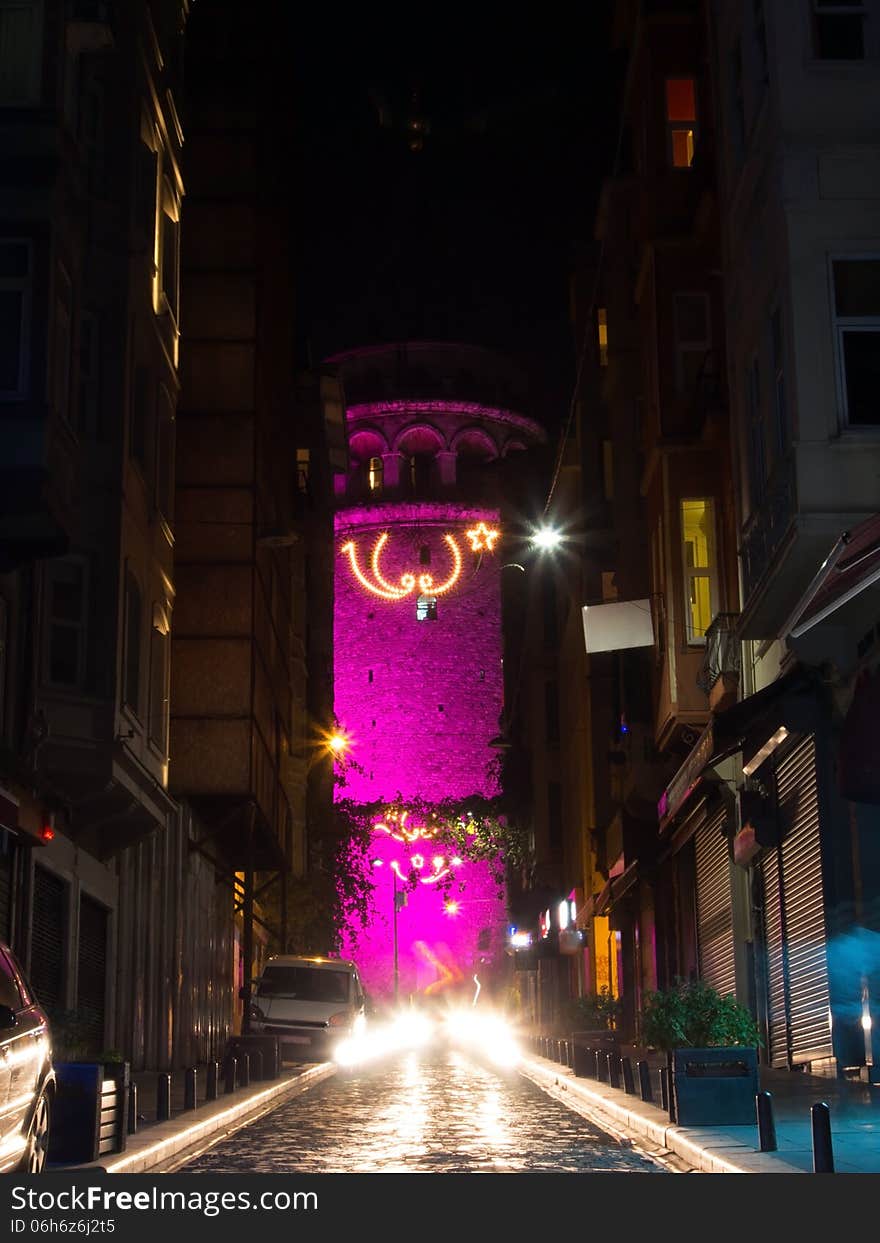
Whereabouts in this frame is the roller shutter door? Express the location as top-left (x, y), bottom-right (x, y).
top-left (77, 894), bottom-right (108, 1052)
top-left (777, 736), bottom-right (831, 1064)
top-left (760, 846), bottom-right (788, 1068)
top-left (695, 807), bottom-right (736, 999)
top-left (30, 865), bottom-right (66, 1011)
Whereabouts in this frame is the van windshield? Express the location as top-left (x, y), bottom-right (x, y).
top-left (257, 966), bottom-right (351, 1003)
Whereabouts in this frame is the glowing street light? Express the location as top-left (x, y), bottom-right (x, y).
top-left (530, 525), bottom-right (563, 552)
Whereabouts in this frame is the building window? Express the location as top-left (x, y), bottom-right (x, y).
top-left (770, 306), bottom-right (789, 456)
top-left (296, 448), bottom-right (310, 492)
top-left (832, 258), bottom-right (880, 426)
top-left (52, 266), bottom-right (72, 425)
top-left (665, 77), bottom-right (697, 169)
top-left (0, 240), bottom-right (30, 398)
top-left (149, 603), bottom-right (170, 752)
top-left (746, 356), bottom-right (766, 507)
top-left (681, 499), bottom-right (717, 644)
top-left (155, 383), bottom-right (175, 524)
top-left (812, 0), bottom-right (866, 59)
top-left (416, 594), bottom-right (437, 621)
top-left (545, 680), bottom-right (560, 746)
top-left (547, 781), bottom-right (563, 851)
top-left (45, 559), bottom-right (87, 689)
top-left (673, 292), bottom-right (712, 398)
top-left (78, 311), bottom-right (100, 437)
top-left (160, 187), bottom-right (179, 322)
top-left (419, 544), bottom-right (431, 565)
top-left (123, 570), bottom-right (142, 716)
top-left (409, 453), bottom-right (432, 493)
top-left (602, 439), bottom-right (614, 500)
top-left (597, 307), bottom-right (609, 366)
top-left (129, 364), bottom-right (151, 472)
top-left (367, 456), bottom-right (383, 494)
top-left (0, 0), bottom-right (44, 105)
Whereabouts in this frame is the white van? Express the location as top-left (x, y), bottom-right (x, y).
top-left (248, 955), bottom-right (366, 1061)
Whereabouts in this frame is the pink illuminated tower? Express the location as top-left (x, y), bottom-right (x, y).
top-left (331, 344), bottom-right (545, 1003)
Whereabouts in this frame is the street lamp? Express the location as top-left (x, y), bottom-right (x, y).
top-left (372, 858), bottom-right (405, 1004)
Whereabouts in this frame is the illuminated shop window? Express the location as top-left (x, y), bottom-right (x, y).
top-left (681, 498), bottom-right (716, 644)
top-left (597, 307), bottom-right (608, 366)
top-left (368, 456), bottom-right (383, 493)
top-left (666, 77), bottom-right (697, 169)
top-left (416, 594), bottom-right (438, 621)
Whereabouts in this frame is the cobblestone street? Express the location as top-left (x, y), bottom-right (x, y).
top-left (180, 1050), bottom-right (668, 1174)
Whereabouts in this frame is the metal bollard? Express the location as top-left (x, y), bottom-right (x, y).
top-left (239, 1052), bottom-right (250, 1088)
top-left (206, 1061), bottom-right (219, 1102)
top-left (184, 1067), bottom-right (198, 1111)
top-left (637, 1060), bottom-right (653, 1103)
top-left (621, 1057), bottom-right (635, 1095)
top-left (127, 1084), bottom-right (138, 1134)
top-left (756, 1091), bottom-right (777, 1152)
top-left (811, 1101), bottom-right (834, 1173)
top-left (251, 1049), bottom-right (264, 1081)
top-left (156, 1073), bottom-right (171, 1122)
top-left (595, 1049), bottom-right (608, 1082)
top-left (607, 1052), bottom-right (621, 1089)
top-left (659, 1065), bottom-right (669, 1112)
top-left (225, 1055), bottom-right (238, 1094)
top-left (561, 1040), bottom-right (571, 1068)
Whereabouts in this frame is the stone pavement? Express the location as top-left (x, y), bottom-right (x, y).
top-left (54, 1049), bottom-right (879, 1175)
top-left (519, 1049), bottom-right (880, 1174)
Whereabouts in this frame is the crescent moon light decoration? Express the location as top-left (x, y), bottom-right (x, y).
top-left (340, 530), bottom-right (480, 601)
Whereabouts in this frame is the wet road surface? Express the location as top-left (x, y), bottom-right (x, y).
top-left (181, 1049), bottom-right (668, 1174)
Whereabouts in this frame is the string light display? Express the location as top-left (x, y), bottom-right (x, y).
top-left (339, 527), bottom-right (491, 601)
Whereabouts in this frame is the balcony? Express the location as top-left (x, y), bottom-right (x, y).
top-left (739, 461), bottom-right (797, 608)
top-left (697, 613), bottom-right (741, 713)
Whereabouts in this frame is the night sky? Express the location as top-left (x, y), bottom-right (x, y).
top-left (290, 8), bottom-right (622, 431)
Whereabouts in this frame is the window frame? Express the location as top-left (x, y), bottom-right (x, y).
top-left (811, 0), bottom-right (868, 61)
top-left (122, 567), bottom-right (143, 720)
top-left (43, 556), bottom-right (89, 691)
top-left (830, 254), bottom-right (880, 430)
top-left (148, 601), bottom-right (170, 754)
top-left (665, 76), bottom-right (699, 170)
top-left (416, 594), bottom-right (438, 622)
top-left (0, 238), bottom-right (32, 401)
top-left (0, 0), bottom-right (45, 106)
top-left (680, 497), bottom-right (719, 647)
top-left (673, 290), bottom-right (712, 398)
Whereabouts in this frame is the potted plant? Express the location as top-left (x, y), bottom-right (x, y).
top-left (46, 1009), bottom-right (130, 1163)
top-left (564, 988), bottom-right (623, 1077)
top-left (640, 979), bottom-right (762, 1125)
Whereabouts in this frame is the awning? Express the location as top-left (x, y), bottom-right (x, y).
top-left (790, 513), bottom-right (880, 638)
top-left (0, 785), bottom-right (19, 833)
top-left (658, 665), bottom-right (815, 831)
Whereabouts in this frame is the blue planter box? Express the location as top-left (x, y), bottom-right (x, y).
top-left (672, 1046), bottom-right (758, 1126)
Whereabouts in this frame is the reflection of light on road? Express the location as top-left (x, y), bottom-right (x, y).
top-left (477, 1087), bottom-right (509, 1147)
top-left (443, 1006), bottom-right (521, 1069)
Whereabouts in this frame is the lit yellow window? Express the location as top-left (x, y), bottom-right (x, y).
top-left (368, 456), bottom-right (383, 493)
top-left (597, 307), bottom-right (609, 366)
top-left (666, 77), bottom-right (697, 169)
top-left (681, 497), bottom-right (715, 643)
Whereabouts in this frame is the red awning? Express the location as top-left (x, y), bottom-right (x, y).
top-left (792, 513), bottom-right (880, 636)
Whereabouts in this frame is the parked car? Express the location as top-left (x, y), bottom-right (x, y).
top-left (0, 941), bottom-right (54, 1173)
top-left (246, 956), bottom-right (366, 1062)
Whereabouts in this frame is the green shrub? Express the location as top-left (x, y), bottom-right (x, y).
top-left (640, 979), bottom-right (762, 1052)
top-left (562, 987), bottom-right (622, 1032)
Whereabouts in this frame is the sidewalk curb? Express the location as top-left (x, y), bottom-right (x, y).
top-left (519, 1056), bottom-right (805, 1175)
top-left (70, 1063), bottom-right (338, 1174)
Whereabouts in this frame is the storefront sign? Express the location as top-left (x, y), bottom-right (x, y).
top-left (658, 720), bottom-right (715, 826)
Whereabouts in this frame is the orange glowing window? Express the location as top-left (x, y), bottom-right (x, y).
top-left (666, 77), bottom-right (697, 169)
top-left (597, 307), bottom-right (608, 366)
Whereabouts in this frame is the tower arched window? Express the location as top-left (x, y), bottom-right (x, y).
top-left (367, 456), bottom-right (383, 494)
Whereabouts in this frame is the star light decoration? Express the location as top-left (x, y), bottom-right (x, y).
top-left (465, 522), bottom-right (500, 553)
top-left (374, 810), bottom-right (467, 887)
